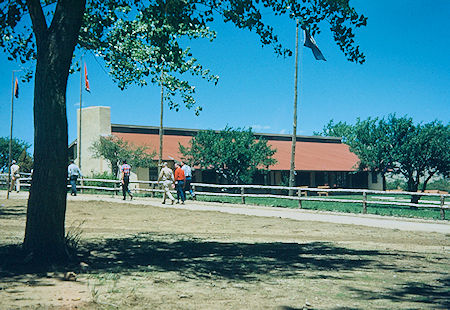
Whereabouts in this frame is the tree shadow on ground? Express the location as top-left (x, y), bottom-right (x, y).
top-left (345, 276), bottom-right (450, 309)
top-left (1, 232), bottom-right (389, 279)
top-left (0, 205), bottom-right (26, 219)
top-left (1, 232), bottom-right (447, 308)
top-left (75, 233), bottom-right (398, 281)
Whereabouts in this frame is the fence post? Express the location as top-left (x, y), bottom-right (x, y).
top-left (298, 189), bottom-right (302, 208)
top-left (440, 195), bottom-right (445, 220)
top-left (151, 183), bottom-right (155, 198)
top-left (362, 191), bottom-right (367, 214)
top-left (241, 186), bottom-right (245, 204)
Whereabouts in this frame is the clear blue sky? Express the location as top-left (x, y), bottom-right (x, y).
top-left (1, 0), bottom-right (449, 152)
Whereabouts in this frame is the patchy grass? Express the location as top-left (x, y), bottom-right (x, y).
top-left (0, 198), bottom-right (448, 309)
top-left (195, 194), bottom-right (446, 220)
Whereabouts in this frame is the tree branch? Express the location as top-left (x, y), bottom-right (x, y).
top-left (25, 0), bottom-right (48, 46)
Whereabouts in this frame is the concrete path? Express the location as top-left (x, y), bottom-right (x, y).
top-left (4, 191), bottom-right (450, 234)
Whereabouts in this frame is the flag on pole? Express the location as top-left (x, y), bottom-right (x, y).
top-left (14, 78), bottom-right (19, 98)
top-left (84, 63), bottom-right (91, 92)
top-left (303, 29), bottom-right (326, 61)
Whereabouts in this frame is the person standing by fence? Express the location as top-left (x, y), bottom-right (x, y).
top-left (158, 162), bottom-right (175, 204)
top-left (9, 160), bottom-right (20, 193)
top-left (174, 162), bottom-right (186, 204)
top-left (120, 159), bottom-right (133, 200)
top-left (181, 162), bottom-right (195, 200)
top-left (68, 160), bottom-right (82, 196)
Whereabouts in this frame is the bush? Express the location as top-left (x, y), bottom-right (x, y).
top-left (386, 179), bottom-right (406, 190)
top-left (425, 178), bottom-right (450, 192)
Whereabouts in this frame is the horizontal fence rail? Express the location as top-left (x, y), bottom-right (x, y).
top-left (1, 174), bottom-right (448, 219)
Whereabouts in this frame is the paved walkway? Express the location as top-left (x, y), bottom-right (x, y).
top-left (4, 191), bottom-right (450, 234)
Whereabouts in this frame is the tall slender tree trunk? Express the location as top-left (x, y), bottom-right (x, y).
top-left (23, 0), bottom-right (86, 263)
top-left (289, 19), bottom-right (300, 196)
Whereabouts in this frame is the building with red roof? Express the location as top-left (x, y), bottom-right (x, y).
top-left (69, 106), bottom-right (383, 190)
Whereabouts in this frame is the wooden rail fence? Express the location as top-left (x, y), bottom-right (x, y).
top-left (1, 174), bottom-right (449, 220)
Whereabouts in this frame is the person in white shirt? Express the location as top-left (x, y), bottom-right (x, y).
top-left (68, 160), bottom-right (82, 196)
top-left (9, 160), bottom-right (20, 193)
top-left (157, 162), bottom-right (175, 204)
top-left (181, 162), bottom-right (196, 200)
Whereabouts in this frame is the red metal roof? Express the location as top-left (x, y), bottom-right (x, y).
top-left (112, 125), bottom-right (359, 172)
top-left (269, 140), bottom-right (359, 171)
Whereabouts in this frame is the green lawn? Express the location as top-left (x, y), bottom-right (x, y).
top-left (2, 182), bottom-right (446, 220)
top-left (195, 194), bottom-right (446, 221)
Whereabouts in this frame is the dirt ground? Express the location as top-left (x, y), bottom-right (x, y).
top-left (0, 196), bottom-right (449, 309)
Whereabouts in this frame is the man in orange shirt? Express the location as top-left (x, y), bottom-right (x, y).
top-left (174, 162), bottom-right (186, 204)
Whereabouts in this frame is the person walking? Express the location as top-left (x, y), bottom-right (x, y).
top-left (9, 160), bottom-right (20, 193)
top-left (157, 162), bottom-right (175, 204)
top-left (174, 162), bottom-right (186, 204)
top-left (120, 159), bottom-right (133, 200)
top-left (68, 160), bottom-right (82, 196)
top-left (181, 162), bottom-right (196, 200)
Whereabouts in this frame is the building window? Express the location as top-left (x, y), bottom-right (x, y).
top-left (149, 166), bottom-right (158, 181)
top-left (371, 172), bottom-right (378, 184)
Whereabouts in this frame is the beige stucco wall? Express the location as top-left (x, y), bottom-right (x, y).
top-left (368, 172), bottom-right (384, 191)
top-left (77, 106), bottom-right (111, 176)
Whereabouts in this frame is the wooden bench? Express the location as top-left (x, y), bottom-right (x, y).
top-left (317, 185), bottom-right (330, 196)
top-left (298, 187), bottom-right (308, 197)
top-left (424, 189), bottom-right (448, 194)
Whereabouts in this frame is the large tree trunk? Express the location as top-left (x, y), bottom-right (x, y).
top-left (23, 0), bottom-right (86, 263)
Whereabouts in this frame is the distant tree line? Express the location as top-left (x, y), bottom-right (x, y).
top-left (316, 115), bottom-right (449, 202)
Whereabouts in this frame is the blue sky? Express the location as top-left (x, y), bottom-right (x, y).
top-left (0, 0), bottom-right (449, 151)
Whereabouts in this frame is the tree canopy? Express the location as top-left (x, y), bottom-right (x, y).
top-left (0, 0), bottom-right (367, 263)
top-left (180, 127), bottom-right (276, 184)
top-left (90, 135), bottom-right (156, 177)
top-left (1, 0), bottom-right (367, 110)
top-left (318, 116), bottom-right (450, 199)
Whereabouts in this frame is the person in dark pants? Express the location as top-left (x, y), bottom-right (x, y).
top-left (68, 160), bottom-right (82, 196)
top-left (181, 162), bottom-right (196, 200)
top-left (120, 160), bottom-right (133, 200)
top-left (174, 162), bottom-right (186, 204)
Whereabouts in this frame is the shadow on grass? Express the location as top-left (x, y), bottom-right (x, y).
top-left (0, 205), bottom-right (27, 219)
top-left (1, 233), bottom-right (447, 308)
top-left (79, 233), bottom-right (386, 280)
top-left (1, 233), bottom-right (386, 278)
top-left (345, 276), bottom-right (450, 309)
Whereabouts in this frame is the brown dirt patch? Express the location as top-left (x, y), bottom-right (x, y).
top-left (0, 198), bottom-right (449, 309)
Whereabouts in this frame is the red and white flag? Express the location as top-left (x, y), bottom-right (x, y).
top-left (84, 63), bottom-right (91, 92)
top-left (14, 78), bottom-right (19, 98)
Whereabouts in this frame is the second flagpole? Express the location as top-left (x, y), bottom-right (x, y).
top-left (289, 19), bottom-right (300, 196)
top-left (78, 59), bottom-right (83, 172)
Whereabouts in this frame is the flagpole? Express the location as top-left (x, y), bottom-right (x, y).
top-left (159, 70), bottom-right (164, 173)
top-left (289, 19), bottom-right (300, 196)
top-left (78, 59), bottom-right (83, 171)
top-left (6, 70), bottom-right (20, 199)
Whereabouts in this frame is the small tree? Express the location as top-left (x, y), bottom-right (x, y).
top-left (90, 136), bottom-right (156, 177)
top-left (314, 119), bottom-right (354, 143)
top-left (180, 127), bottom-right (276, 184)
top-left (0, 137), bottom-right (33, 172)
